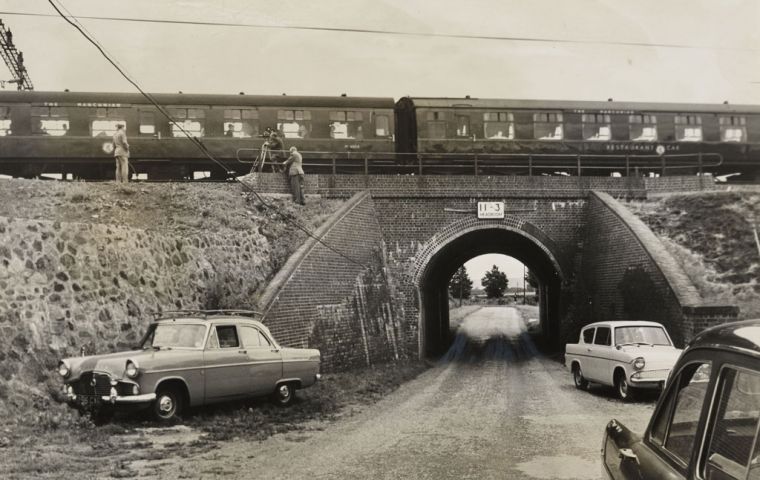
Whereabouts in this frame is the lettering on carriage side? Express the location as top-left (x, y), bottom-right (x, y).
top-left (76, 102), bottom-right (123, 108)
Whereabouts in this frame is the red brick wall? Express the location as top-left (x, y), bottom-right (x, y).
top-left (578, 191), bottom-right (737, 346)
top-left (258, 192), bottom-right (415, 370)
top-left (254, 173), bottom-right (734, 363)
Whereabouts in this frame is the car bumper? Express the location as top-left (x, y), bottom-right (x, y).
top-left (66, 391), bottom-right (157, 406)
top-left (629, 369), bottom-right (669, 388)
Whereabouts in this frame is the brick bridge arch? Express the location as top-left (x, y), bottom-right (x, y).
top-left (412, 216), bottom-right (569, 356)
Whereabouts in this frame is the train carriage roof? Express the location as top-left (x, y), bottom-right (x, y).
top-left (399, 97), bottom-right (760, 114)
top-left (0, 91), bottom-right (396, 109)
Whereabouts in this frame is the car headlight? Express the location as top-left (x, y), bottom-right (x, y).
top-left (633, 357), bottom-right (646, 370)
top-left (58, 361), bottom-right (71, 378)
top-left (125, 361), bottom-right (139, 379)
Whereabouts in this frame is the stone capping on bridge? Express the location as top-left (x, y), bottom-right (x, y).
top-left (591, 191), bottom-right (703, 307)
top-left (411, 215), bottom-right (570, 284)
top-left (257, 190), bottom-right (371, 315)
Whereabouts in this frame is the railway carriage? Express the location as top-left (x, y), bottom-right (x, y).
top-left (394, 97), bottom-right (760, 178)
top-left (1, 90), bottom-right (759, 180)
top-left (0, 91), bottom-right (395, 179)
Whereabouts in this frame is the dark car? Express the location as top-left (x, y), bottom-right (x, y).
top-left (602, 318), bottom-right (760, 479)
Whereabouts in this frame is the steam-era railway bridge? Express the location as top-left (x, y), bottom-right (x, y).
top-left (252, 173), bottom-right (737, 369)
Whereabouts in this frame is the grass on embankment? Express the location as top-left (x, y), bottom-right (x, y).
top-left (626, 191), bottom-right (760, 317)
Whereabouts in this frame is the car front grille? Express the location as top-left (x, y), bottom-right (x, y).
top-left (72, 372), bottom-right (112, 397)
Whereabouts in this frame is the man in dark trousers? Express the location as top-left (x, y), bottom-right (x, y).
top-left (282, 146), bottom-right (305, 205)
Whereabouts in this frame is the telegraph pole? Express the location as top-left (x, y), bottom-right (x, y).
top-left (0, 19), bottom-right (34, 90)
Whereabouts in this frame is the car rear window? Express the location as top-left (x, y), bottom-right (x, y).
top-left (582, 328), bottom-right (595, 344)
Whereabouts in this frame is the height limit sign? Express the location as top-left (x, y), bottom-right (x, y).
top-left (477, 202), bottom-right (505, 219)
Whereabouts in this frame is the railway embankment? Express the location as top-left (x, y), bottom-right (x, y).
top-left (0, 179), bottom-right (344, 416)
top-left (625, 190), bottom-right (760, 318)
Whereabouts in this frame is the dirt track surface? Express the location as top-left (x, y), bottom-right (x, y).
top-left (131, 307), bottom-right (655, 480)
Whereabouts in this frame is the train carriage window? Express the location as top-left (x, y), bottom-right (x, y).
top-left (582, 113), bottom-right (612, 141)
top-left (168, 107), bottom-right (205, 137)
top-left (425, 111), bottom-right (447, 139)
top-left (32, 106), bottom-right (70, 136)
top-left (91, 107), bottom-right (129, 137)
top-left (374, 114), bottom-right (390, 137)
top-left (456, 115), bottom-right (471, 137)
top-left (223, 108), bottom-right (259, 138)
top-left (483, 112), bottom-right (514, 139)
top-left (533, 112), bottom-right (563, 140)
top-left (329, 111), bottom-right (363, 139)
top-left (277, 109), bottom-right (311, 139)
top-left (629, 114), bottom-right (658, 141)
top-left (719, 116), bottom-right (746, 143)
top-left (139, 111), bottom-right (155, 135)
top-left (675, 115), bottom-right (702, 142)
top-left (0, 106), bottom-right (10, 136)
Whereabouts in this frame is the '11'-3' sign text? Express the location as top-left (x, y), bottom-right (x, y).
top-left (477, 202), bottom-right (505, 219)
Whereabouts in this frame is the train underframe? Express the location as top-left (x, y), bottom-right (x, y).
top-left (0, 153), bottom-right (757, 182)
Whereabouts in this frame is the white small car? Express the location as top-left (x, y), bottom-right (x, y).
top-left (565, 320), bottom-right (682, 400)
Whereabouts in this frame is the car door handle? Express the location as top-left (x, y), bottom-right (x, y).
top-left (587, 348), bottom-right (592, 352)
top-left (619, 448), bottom-right (638, 463)
top-left (238, 349), bottom-right (247, 354)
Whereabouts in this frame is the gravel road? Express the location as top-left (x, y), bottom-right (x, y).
top-left (134, 306), bottom-right (656, 479)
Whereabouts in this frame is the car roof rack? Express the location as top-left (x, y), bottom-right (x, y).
top-left (152, 309), bottom-right (264, 321)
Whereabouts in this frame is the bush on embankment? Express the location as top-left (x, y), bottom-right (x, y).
top-left (626, 191), bottom-right (760, 317)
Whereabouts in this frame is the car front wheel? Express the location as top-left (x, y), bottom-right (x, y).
top-left (573, 365), bottom-right (588, 390)
top-left (153, 387), bottom-right (182, 421)
top-left (616, 373), bottom-right (635, 401)
top-left (272, 382), bottom-right (295, 406)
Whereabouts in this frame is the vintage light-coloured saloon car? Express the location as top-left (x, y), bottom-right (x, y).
top-left (602, 319), bottom-right (760, 479)
top-left (57, 310), bottom-right (321, 421)
top-left (565, 320), bottom-right (682, 400)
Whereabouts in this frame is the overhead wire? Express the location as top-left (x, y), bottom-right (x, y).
top-left (46, 0), bottom-right (369, 268)
top-left (2, 9), bottom-right (757, 53)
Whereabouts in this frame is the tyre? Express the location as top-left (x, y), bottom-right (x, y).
top-left (573, 365), bottom-right (589, 390)
top-left (153, 386), bottom-right (182, 421)
top-left (616, 373), bottom-right (635, 401)
top-left (271, 382), bottom-right (295, 406)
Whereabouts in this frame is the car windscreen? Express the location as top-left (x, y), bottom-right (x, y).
top-left (614, 326), bottom-right (671, 346)
top-left (142, 324), bottom-right (207, 349)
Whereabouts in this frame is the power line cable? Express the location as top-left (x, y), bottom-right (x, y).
top-left (4, 9), bottom-right (757, 53)
top-left (46, 0), bottom-right (369, 268)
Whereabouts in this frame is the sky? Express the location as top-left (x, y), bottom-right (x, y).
top-left (0, 0), bottom-right (758, 104)
top-left (464, 254), bottom-right (527, 290)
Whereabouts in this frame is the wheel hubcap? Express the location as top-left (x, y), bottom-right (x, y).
top-left (278, 385), bottom-right (290, 400)
top-left (159, 395), bottom-right (174, 414)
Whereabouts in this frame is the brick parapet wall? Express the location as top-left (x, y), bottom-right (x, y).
top-left (251, 173), bottom-right (716, 199)
top-left (644, 176), bottom-right (719, 195)
top-left (257, 192), bottom-right (414, 369)
top-left (579, 192), bottom-right (738, 346)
